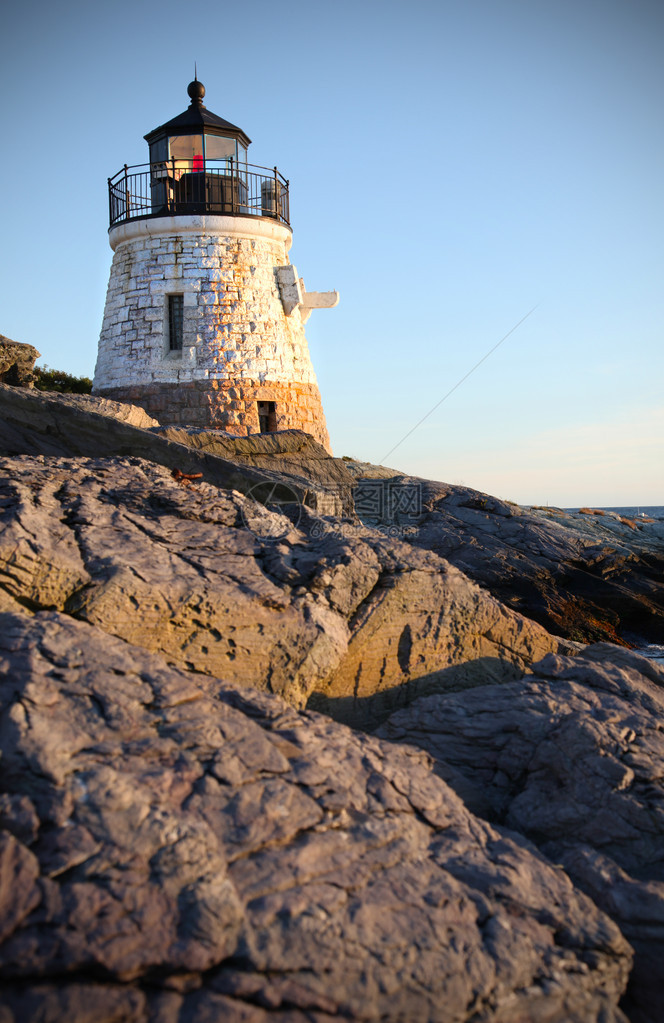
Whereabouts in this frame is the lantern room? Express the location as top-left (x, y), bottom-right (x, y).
top-left (107, 79), bottom-right (289, 225)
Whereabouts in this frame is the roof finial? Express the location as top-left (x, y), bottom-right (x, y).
top-left (187, 71), bottom-right (205, 106)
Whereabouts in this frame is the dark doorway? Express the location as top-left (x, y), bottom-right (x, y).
top-left (257, 401), bottom-right (277, 433)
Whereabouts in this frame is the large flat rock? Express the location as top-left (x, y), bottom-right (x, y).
top-left (397, 480), bottom-right (664, 646)
top-left (0, 455), bottom-right (565, 728)
top-left (151, 425), bottom-right (357, 493)
top-left (378, 645), bottom-right (664, 1022)
top-left (0, 610), bottom-right (631, 1022)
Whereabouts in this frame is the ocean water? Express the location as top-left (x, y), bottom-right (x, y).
top-left (638, 645), bottom-right (664, 665)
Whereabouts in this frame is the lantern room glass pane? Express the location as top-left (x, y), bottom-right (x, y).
top-left (204, 135), bottom-right (236, 161)
top-left (169, 135), bottom-right (203, 160)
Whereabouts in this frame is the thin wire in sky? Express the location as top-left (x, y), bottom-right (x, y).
top-left (380, 303), bottom-right (540, 464)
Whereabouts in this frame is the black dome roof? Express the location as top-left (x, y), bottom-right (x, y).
top-left (144, 80), bottom-right (251, 148)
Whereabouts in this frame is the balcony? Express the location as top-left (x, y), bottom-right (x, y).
top-left (108, 159), bottom-right (289, 229)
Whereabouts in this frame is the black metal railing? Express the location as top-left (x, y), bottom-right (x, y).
top-left (108, 159), bottom-right (290, 228)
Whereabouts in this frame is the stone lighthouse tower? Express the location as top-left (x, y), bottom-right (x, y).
top-left (93, 79), bottom-right (337, 451)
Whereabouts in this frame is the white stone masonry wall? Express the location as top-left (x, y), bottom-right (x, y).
top-left (93, 216), bottom-right (320, 392)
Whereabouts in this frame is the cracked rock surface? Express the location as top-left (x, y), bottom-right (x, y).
top-left (0, 456), bottom-right (563, 727)
top-left (378, 646), bottom-right (664, 1022)
top-left (0, 610), bottom-right (631, 1022)
top-left (1, 395), bottom-right (663, 1020)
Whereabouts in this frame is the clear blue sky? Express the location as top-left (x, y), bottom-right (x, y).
top-left (1, 0), bottom-right (662, 505)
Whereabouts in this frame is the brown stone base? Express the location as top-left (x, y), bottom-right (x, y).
top-left (94, 378), bottom-right (332, 453)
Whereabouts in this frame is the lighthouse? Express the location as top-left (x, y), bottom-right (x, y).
top-left (93, 79), bottom-right (337, 451)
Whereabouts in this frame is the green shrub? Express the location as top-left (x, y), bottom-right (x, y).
top-left (34, 365), bottom-right (93, 394)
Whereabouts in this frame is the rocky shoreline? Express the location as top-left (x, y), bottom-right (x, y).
top-left (0, 374), bottom-right (663, 1021)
